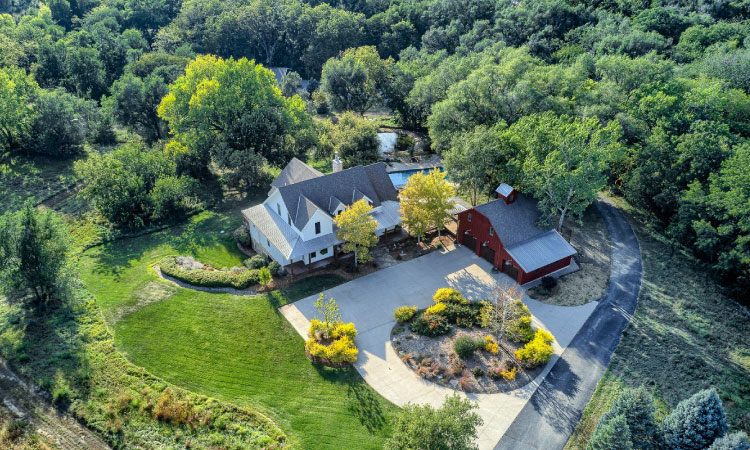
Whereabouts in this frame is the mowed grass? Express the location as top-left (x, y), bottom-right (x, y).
top-left (79, 210), bottom-right (397, 449)
top-left (565, 200), bottom-right (750, 449)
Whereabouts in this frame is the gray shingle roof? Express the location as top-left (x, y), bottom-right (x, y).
top-left (278, 162), bottom-right (398, 230)
top-left (271, 158), bottom-right (323, 189)
top-left (505, 230), bottom-right (576, 272)
top-left (474, 194), bottom-right (545, 247)
top-left (328, 196), bottom-right (345, 214)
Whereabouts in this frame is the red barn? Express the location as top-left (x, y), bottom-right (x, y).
top-left (457, 183), bottom-right (576, 285)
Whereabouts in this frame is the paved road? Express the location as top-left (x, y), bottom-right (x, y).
top-left (495, 200), bottom-right (643, 450)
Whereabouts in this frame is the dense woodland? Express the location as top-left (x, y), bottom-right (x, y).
top-left (1, 0), bottom-right (749, 290)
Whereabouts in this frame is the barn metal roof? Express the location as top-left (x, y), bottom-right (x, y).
top-left (505, 230), bottom-right (577, 273)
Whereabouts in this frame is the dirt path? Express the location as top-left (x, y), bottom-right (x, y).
top-left (0, 360), bottom-right (110, 450)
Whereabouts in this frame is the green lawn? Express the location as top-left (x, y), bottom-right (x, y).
top-left (565, 199), bottom-right (750, 448)
top-left (79, 210), bottom-right (397, 449)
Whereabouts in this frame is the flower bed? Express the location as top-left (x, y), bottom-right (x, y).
top-left (159, 255), bottom-right (267, 289)
top-left (390, 287), bottom-right (555, 394)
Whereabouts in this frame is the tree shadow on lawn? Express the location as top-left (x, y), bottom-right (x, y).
top-left (312, 364), bottom-right (389, 434)
top-left (3, 296), bottom-right (93, 414)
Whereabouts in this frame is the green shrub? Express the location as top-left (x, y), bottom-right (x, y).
top-left (258, 267), bottom-right (272, 285)
top-left (454, 336), bottom-right (477, 358)
top-left (471, 366), bottom-right (484, 377)
top-left (410, 311), bottom-right (451, 336)
top-left (268, 261), bottom-right (282, 276)
top-left (662, 389), bottom-right (728, 450)
top-left (244, 254), bottom-right (267, 270)
top-left (394, 306), bottom-right (417, 322)
top-left (505, 301), bottom-right (534, 343)
top-left (233, 226), bottom-right (252, 247)
top-left (160, 256), bottom-right (260, 289)
top-left (442, 302), bottom-right (483, 328)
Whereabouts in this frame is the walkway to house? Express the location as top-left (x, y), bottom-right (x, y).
top-left (280, 246), bottom-right (600, 449)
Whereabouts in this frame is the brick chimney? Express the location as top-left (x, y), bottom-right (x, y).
top-left (332, 151), bottom-right (343, 173)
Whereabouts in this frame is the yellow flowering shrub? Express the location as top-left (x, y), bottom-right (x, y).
top-left (305, 320), bottom-right (359, 365)
top-left (432, 288), bottom-right (466, 304)
top-left (331, 322), bottom-right (357, 340)
top-left (500, 366), bottom-right (517, 380)
top-left (394, 305), bottom-right (417, 322)
top-left (514, 329), bottom-right (555, 368)
top-left (483, 335), bottom-right (499, 354)
top-left (425, 303), bottom-right (447, 315)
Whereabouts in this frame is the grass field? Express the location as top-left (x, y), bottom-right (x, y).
top-left (78, 210), bottom-right (397, 449)
top-left (565, 199), bottom-right (750, 448)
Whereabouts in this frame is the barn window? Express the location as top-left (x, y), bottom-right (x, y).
top-left (489, 227), bottom-right (494, 236)
top-left (467, 212), bottom-right (472, 222)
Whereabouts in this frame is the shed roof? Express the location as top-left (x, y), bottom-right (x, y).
top-left (496, 183), bottom-right (515, 197)
top-left (474, 195), bottom-right (544, 247)
top-left (505, 230), bottom-right (576, 273)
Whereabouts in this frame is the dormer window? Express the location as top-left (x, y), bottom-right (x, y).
top-left (315, 222), bottom-right (321, 234)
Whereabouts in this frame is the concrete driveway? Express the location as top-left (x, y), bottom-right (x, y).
top-left (280, 245), bottom-right (598, 449)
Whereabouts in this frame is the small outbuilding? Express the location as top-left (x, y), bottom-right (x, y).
top-left (456, 184), bottom-right (576, 285)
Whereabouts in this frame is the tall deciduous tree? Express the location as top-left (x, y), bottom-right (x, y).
top-left (334, 199), bottom-right (378, 267)
top-left (158, 55), bottom-right (311, 189)
top-left (0, 67), bottom-right (36, 152)
top-left (384, 393), bottom-right (483, 450)
top-left (511, 112), bottom-right (623, 230)
top-left (0, 204), bottom-right (69, 308)
top-left (105, 73), bottom-right (168, 142)
top-left (320, 111), bottom-right (379, 168)
top-left (444, 124), bottom-right (514, 206)
top-left (321, 46), bottom-right (393, 115)
top-left (398, 169), bottom-right (455, 242)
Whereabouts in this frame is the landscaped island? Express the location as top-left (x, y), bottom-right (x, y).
top-left (391, 287), bottom-right (555, 394)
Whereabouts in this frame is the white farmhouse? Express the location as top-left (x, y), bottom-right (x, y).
top-left (241, 154), bottom-right (401, 272)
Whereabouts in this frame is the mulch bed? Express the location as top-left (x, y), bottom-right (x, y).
top-left (390, 322), bottom-right (545, 394)
top-left (304, 349), bottom-right (352, 369)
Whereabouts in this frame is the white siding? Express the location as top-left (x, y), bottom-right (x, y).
top-left (300, 210), bottom-right (333, 240)
top-left (247, 222), bottom-right (290, 266)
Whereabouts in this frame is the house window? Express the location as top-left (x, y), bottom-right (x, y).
top-left (315, 222), bottom-right (321, 234)
top-left (288, 215), bottom-right (291, 225)
top-left (266, 238), bottom-right (270, 247)
top-left (320, 248), bottom-right (328, 255)
top-left (489, 227), bottom-right (494, 236)
top-left (277, 203), bottom-right (281, 215)
top-left (467, 212), bottom-right (472, 222)
top-left (310, 251), bottom-right (316, 259)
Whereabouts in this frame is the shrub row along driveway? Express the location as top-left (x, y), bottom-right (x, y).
top-left (281, 245), bottom-right (599, 449)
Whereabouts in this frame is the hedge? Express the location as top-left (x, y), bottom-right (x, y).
top-left (159, 256), bottom-right (261, 289)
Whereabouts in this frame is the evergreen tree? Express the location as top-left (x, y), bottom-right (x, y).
top-left (708, 432), bottom-right (750, 450)
top-left (588, 414), bottom-right (634, 450)
top-left (662, 389), bottom-right (728, 450)
top-left (599, 387), bottom-right (661, 450)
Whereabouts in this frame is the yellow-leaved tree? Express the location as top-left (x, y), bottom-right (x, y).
top-left (334, 199), bottom-right (378, 267)
top-left (398, 169), bottom-right (455, 242)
